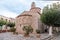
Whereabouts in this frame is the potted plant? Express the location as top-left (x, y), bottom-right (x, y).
top-left (36, 29), bottom-right (40, 38)
top-left (10, 27), bottom-right (16, 34)
top-left (23, 25), bottom-right (33, 37)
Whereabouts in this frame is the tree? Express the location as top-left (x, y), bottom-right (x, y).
top-left (41, 2), bottom-right (60, 36)
top-left (0, 20), bottom-right (6, 26)
top-left (23, 25), bottom-right (33, 36)
top-left (0, 20), bottom-right (6, 30)
top-left (6, 22), bottom-right (15, 28)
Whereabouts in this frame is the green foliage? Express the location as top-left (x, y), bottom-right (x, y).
top-left (0, 20), bottom-right (6, 26)
top-left (41, 2), bottom-right (60, 27)
top-left (23, 25), bottom-right (33, 35)
top-left (41, 9), bottom-right (57, 26)
top-left (6, 22), bottom-right (15, 27)
top-left (36, 29), bottom-right (40, 34)
top-left (10, 27), bottom-right (16, 32)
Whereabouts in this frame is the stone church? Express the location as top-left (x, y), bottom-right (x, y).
top-left (15, 2), bottom-right (44, 34)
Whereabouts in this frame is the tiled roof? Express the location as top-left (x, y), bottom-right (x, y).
top-left (17, 11), bottom-right (32, 18)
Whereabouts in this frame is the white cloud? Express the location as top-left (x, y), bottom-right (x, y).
top-left (0, 0), bottom-right (60, 18)
top-left (19, 0), bottom-right (60, 10)
top-left (19, 0), bottom-right (36, 10)
top-left (19, 0), bottom-right (29, 6)
top-left (0, 9), bottom-right (18, 18)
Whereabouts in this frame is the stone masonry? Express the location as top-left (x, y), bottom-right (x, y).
top-left (15, 2), bottom-right (43, 34)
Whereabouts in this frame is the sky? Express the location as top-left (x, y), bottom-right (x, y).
top-left (0, 0), bottom-right (60, 18)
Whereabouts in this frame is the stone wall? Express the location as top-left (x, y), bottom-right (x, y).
top-left (15, 2), bottom-right (42, 34)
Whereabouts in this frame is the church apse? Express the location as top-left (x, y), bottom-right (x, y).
top-left (15, 2), bottom-right (42, 34)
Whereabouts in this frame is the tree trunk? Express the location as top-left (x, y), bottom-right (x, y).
top-left (49, 26), bottom-right (53, 36)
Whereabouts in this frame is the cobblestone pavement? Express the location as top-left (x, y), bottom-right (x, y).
top-left (0, 32), bottom-right (60, 40)
top-left (40, 33), bottom-right (49, 39)
top-left (0, 32), bottom-right (40, 40)
top-left (40, 33), bottom-right (60, 40)
top-left (54, 35), bottom-right (60, 40)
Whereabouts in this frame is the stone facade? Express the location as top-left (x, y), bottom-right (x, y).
top-left (0, 15), bottom-right (15, 23)
top-left (15, 2), bottom-right (43, 34)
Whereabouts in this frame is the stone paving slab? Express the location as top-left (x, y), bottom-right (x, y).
top-left (0, 32), bottom-right (40, 40)
top-left (40, 33), bottom-right (49, 39)
top-left (1, 32), bottom-right (60, 40)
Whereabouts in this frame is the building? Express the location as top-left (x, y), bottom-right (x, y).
top-left (0, 15), bottom-right (15, 23)
top-left (15, 2), bottom-right (45, 34)
top-left (0, 15), bottom-right (15, 30)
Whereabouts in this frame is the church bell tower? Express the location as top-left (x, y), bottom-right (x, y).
top-left (31, 2), bottom-right (36, 9)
